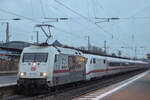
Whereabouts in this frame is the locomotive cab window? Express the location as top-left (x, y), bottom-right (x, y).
top-left (104, 59), bottom-right (106, 64)
top-left (22, 53), bottom-right (48, 63)
top-left (35, 53), bottom-right (48, 62)
top-left (22, 53), bottom-right (34, 62)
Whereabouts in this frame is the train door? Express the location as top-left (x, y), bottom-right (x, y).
top-left (103, 59), bottom-right (109, 75)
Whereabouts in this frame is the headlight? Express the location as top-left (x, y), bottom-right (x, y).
top-left (20, 72), bottom-right (26, 77)
top-left (33, 62), bottom-right (37, 66)
top-left (40, 72), bottom-right (47, 77)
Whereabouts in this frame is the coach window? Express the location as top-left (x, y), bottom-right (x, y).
top-left (93, 58), bottom-right (96, 64)
top-left (54, 55), bottom-right (57, 63)
top-left (104, 59), bottom-right (106, 64)
top-left (122, 62), bottom-right (129, 66)
top-left (79, 53), bottom-right (81, 55)
top-left (109, 62), bottom-right (120, 67)
top-left (121, 62), bottom-right (125, 66)
top-left (90, 59), bottom-right (92, 64)
top-left (130, 63), bottom-right (135, 66)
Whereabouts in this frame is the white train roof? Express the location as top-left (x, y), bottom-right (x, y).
top-left (84, 53), bottom-right (123, 62)
top-left (23, 45), bottom-right (51, 53)
top-left (23, 45), bottom-right (148, 64)
top-left (83, 54), bottom-right (106, 60)
top-left (23, 45), bottom-right (83, 56)
top-left (83, 53), bottom-right (146, 63)
top-left (56, 46), bottom-right (83, 55)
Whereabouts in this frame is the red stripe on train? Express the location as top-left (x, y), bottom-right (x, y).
top-left (86, 69), bottom-right (106, 75)
top-left (86, 67), bottom-right (137, 75)
top-left (53, 70), bottom-right (69, 74)
top-left (53, 67), bottom-right (137, 74)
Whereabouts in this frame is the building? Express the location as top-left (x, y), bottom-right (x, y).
top-left (0, 41), bottom-right (32, 71)
top-left (0, 41), bottom-right (32, 50)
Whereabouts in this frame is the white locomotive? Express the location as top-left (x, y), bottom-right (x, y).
top-left (17, 45), bottom-right (86, 90)
top-left (17, 45), bottom-right (148, 92)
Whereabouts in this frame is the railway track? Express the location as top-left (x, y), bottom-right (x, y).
top-left (2, 69), bottom-right (148, 100)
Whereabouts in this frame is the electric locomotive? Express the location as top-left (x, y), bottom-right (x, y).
top-left (17, 45), bottom-right (86, 91)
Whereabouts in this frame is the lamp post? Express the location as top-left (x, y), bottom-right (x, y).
top-left (121, 46), bottom-right (147, 59)
top-left (0, 18), bottom-right (21, 43)
top-left (33, 31), bottom-right (39, 44)
top-left (94, 17), bottom-right (120, 54)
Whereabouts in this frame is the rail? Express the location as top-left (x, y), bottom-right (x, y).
top-left (0, 82), bottom-right (17, 99)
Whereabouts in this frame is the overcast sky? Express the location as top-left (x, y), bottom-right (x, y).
top-left (0, 0), bottom-right (150, 58)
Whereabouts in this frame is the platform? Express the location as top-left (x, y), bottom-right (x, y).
top-left (74, 70), bottom-right (150, 100)
top-left (105, 70), bottom-right (150, 100)
top-left (0, 75), bottom-right (17, 87)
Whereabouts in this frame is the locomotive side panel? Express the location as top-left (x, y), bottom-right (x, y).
top-left (53, 54), bottom-right (86, 86)
top-left (68, 56), bottom-right (86, 82)
top-left (53, 54), bottom-right (70, 86)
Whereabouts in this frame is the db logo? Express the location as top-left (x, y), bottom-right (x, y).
top-left (31, 67), bottom-right (36, 71)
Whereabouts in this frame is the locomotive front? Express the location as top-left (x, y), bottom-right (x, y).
top-left (17, 46), bottom-right (54, 92)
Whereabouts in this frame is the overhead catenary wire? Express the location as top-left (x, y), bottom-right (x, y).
top-left (53, 0), bottom-right (130, 51)
top-left (0, 3), bottom-right (101, 46)
top-left (86, 0), bottom-right (90, 19)
top-left (54, 0), bottom-right (114, 37)
top-left (0, 3), bottom-right (127, 48)
top-left (95, 0), bottom-right (109, 21)
top-left (47, 5), bottom-right (93, 36)
top-left (53, 0), bottom-right (132, 48)
top-left (46, 1), bottom-right (68, 17)
top-left (40, 0), bottom-right (46, 18)
top-left (0, 8), bottom-right (40, 23)
top-left (46, 0), bottom-right (93, 36)
top-left (92, 0), bottom-right (97, 18)
top-left (55, 26), bottom-right (103, 46)
top-left (30, 0), bottom-right (35, 17)
top-left (96, 0), bottom-right (103, 9)
top-left (47, 0), bottom-right (83, 26)
top-left (46, 0), bottom-right (103, 44)
top-left (46, 0), bottom-right (89, 28)
top-left (128, 5), bottom-right (150, 18)
top-left (47, 1), bottom-right (103, 46)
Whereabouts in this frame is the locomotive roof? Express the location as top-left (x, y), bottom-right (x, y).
top-left (56, 46), bottom-right (83, 55)
top-left (22, 45), bottom-right (83, 56)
